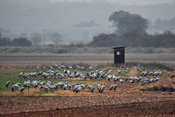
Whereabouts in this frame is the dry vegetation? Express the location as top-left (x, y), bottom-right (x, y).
top-left (0, 46), bottom-right (175, 54)
top-left (0, 53), bottom-right (175, 68)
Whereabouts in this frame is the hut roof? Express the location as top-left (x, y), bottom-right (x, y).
top-left (112, 46), bottom-right (127, 49)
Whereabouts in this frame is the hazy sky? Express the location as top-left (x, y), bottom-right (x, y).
top-left (49, 0), bottom-right (174, 5)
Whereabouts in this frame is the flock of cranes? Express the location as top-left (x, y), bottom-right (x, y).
top-left (4, 64), bottom-right (174, 95)
top-left (6, 79), bottom-right (106, 94)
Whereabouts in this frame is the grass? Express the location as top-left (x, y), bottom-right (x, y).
top-left (0, 66), bottom-right (129, 95)
top-left (0, 60), bottom-right (174, 97)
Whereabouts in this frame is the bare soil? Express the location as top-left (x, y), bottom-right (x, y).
top-left (0, 53), bottom-right (175, 68)
top-left (1, 96), bottom-right (175, 117)
top-left (2, 100), bottom-right (175, 117)
top-left (1, 76), bottom-right (175, 116)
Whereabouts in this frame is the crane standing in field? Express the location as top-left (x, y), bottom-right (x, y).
top-left (20, 87), bottom-right (24, 92)
top-left (109, 84), bottom-right (117, 92)
top-left (6, 80), bottom-right (10, 88)
top-left (98, 84), bottom-right (106, 93)
top-left (11, 83), bottom-right (20, 92)
top-left (171, 72), bottom-right (174, 78)
top-left (118, 68), bottom-right (121, 74)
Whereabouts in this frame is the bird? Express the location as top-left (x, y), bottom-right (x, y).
top-left (118, 68), bottom-right (121, 74)
top-left (149, 72), bottom-right (153, 76)
top-left (11, 86), bottom-right (15, 92)
top-left (20, 87), bottom-right (24, 92)
top-left (67, 84), bottom-right (72, 90)
top-left (89, 66), bottom-right (93, 70)
top-left (90, 86), bottom-right (95, 93)
top-left (63, 84), bottom-right (68, 90)
top-left (41, 86), bottom-right (49, 93)
top-left (109, 84), bottom-right (117, 91)
top-left (141, 71), bottom-right (147, 77)
top-left (120, 79), bottom-right (123, 83)
top-left (49, 85), bottom-right (57, 92)
top-left (109, 84), bottom-right (114, 90)
top-left (75, 85), bottom-right (82, 93)
top-left (113, 84), bottom-right (117, 91)
top-left (97, 82), bottom-right (101, 91)
top-left (68, 66), bottom-right (72, 69)
top-left (18, 72), bottom-right (23, 77)
top-left (11, 83), bottom-right (20, 92)
top-left (73, 85), bottom-right (79, 92)
top-left (125, 68), bottom-right (129, 73)
top-left (171, 72), bottom-right (174, 78)
top-left (6, 80), bottom-right (10, 88)
top-left (107, 75), bottom-right (112, 81)
top-left (88, 85), bottom-right (96, 93)
top-left (99, 84), bottom-right (105, 93)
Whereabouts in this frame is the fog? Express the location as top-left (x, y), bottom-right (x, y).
top-left (50, 0), bottom-right (174, 6)
top-left (0, 0), bottom-right (175, 44)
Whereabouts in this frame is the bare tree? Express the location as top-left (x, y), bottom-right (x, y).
top-left (30, 32), bottom-right (42, 46)
top-left (51, 32), bottom-right (63, 45)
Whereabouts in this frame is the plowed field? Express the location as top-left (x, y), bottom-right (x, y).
top-left (1, 91), bottom-right (175, 116)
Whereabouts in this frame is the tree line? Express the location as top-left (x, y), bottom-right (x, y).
top-left (0, 33), bottom-right (32, 46)
top-left (0, 32), bottom-right (63, 46)
top-left (89, 10), bottom-right (175, 48)
top-left (89, 31), bottom-right (175, 48)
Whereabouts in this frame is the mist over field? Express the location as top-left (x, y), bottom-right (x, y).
top-left (1, 0), bottom-right (175, 44)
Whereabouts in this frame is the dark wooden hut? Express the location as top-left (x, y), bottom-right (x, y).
top-left (112, 46), bottom-right (127, 65)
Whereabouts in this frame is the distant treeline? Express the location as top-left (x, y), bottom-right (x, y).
top-left (89, 31), bottom-right (175, 48)
top-left (0, 36), bottom-right (32, 46)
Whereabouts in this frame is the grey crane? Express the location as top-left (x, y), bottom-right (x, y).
top-left (90, 85), bottom-right (95, 93)
top-left (49, 85), bottom-right (57, 92)
top-left (171, 72), bottom-right (174, 78)
top-left (40, 85), bottom-right (49, 93)
top-left (73, 85), bottom-right (79, 92)
top-left (75, 86), bottom-right (82, 93)
top-left (125, 68), bottom-right (129, 73)
top-left (18, 72), bottom-right (23, 77)
top-left (11, 83), bottom-right (20, 92)
top-left (63, 84), bottom-right (68, 90)
top-left (109, 84), bottom-right (114, 90)
top-left (67, 84), bottom-right (72, 90)
top-left (6, 80), bottom-right (10, 88)
top-left (20, 87), bottom-right (24, 92)
top-left (107, 75), bottom-right (112, 81)
top-left (120, 79), bottom-right (123, 83)
top-left (97, 82), bottom-right (101, 91)
top-left (99, 84), bottom-right (105, 93)
top-left (118, 68), bottom-right (121, 74)
top-left (141, 71), bottom-right (147, 77)
top-left (109, 84), bottom-right (117, 91)
top-left (23, 73), bottom-right (29, 79)
top-left (113, 84), bottom-right (117, 91)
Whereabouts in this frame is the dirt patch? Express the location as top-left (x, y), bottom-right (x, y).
top-left (43, 90), bottom-right (98, 97)
top-left (141, 86), bottom-right (175, 92)
top-left (2, 100), bottom-right (175, 117)
top-left (1, 94), bottom-right (175, 115)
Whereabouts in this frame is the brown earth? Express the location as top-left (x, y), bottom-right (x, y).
top-left (0, 53), bottom-right (175, 68)
top-left (2, 100), bottom-right (175, 117)
top-left (1, 76), bottom-right (175, 116)
top-left (1, 96), bottom-right (175, 117)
